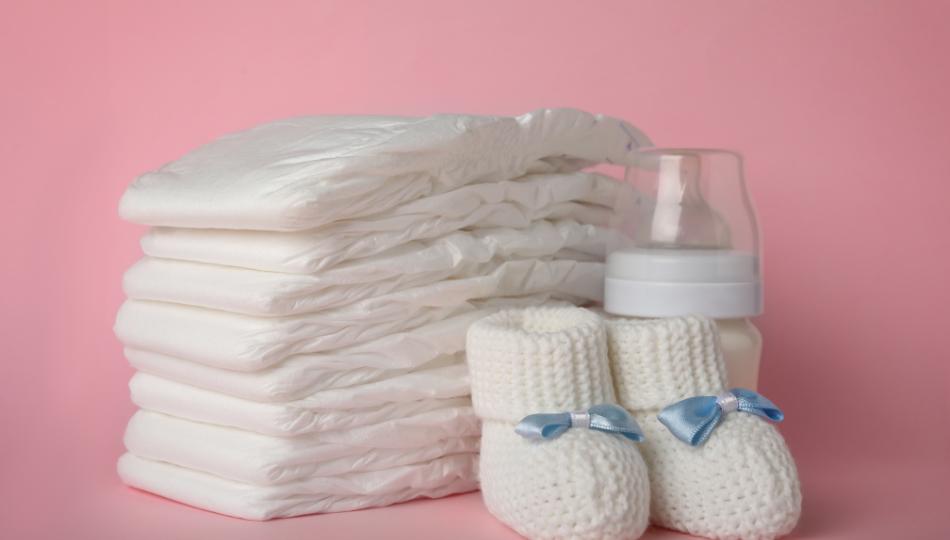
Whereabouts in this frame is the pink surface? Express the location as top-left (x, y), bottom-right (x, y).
top-left (2, 1), bottom-right (948, 538)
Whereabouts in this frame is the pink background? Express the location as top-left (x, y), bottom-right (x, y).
top-left (3, 1), bottom-right (949, 538)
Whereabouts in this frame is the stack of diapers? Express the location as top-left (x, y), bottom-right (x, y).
top-left (114, 109), bottom-right (651, 520)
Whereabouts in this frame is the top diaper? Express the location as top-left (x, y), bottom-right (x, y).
top-left (119, 109), bottom-right (651, 231)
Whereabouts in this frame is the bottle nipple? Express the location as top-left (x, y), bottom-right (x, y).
top-left (640, 153), bottom-right (731, 249)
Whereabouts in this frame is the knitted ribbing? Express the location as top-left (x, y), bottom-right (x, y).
top-left (605, 315), bottom-right (801, 540)
top-left (605, 315), bottom-right (726, 410)
top-left (467, 306), bottom-right (615, 422)
top-left (467, 306), bottom-right (649, 540)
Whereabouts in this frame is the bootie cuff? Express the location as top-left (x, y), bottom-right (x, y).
top-left (467, 306), bottom-right (615, 423)
top-left (606, 315), bottom-right (727, 410)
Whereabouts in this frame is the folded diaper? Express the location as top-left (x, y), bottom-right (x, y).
top-left (115, 266), bottom-right (599, 369)
top-left (125, 348), bottom-right (456, 402)
top-left (140, 203), bottom-right (609, 274)
top-left (119, 109), bottom-right (649, 231)
top-left (125, 253), bottom-right (602, 318)
top-left (138, 172), bottom-right (614, 274)
top-left (125, 410), bottom-right (480, 485)
top-left (130, 372), bottom-right (476, 436)
top-left (121, 308), bottom-right (485, 402)
top-left (125, 220), bottom-right (606, 315)
top-left (114, 300), bottom-right (461, 371)
top-left (135, 356), bottom-right (469, 409)
top-left (127, 309), bottom-right (487, 402)
top-left (118, 452), bottom-right (479, 520)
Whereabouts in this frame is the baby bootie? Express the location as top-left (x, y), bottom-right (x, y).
top-left (605, 315), bottom-right (801, 540)
top-left (467, 306), bottom-right (650, 540)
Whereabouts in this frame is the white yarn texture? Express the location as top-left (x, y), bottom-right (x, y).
top-left (605, 315), bottom-right (801, 540)
top-left (467, 306), bottom-right (649, 540)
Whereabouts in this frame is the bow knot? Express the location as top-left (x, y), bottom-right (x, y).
top-left (658, 388), bottom-right (784, 446)
top-left (515, 404), bottom-right (644, 442)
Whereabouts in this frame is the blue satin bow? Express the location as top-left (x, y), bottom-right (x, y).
top-left (515, 404), bottom-right (644, 442)
top-left (658, 388), bottom-right (784, 446)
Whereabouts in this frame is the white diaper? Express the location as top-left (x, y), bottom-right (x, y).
top-left (128, 309), bottom-right (485, 397)
top-left (118, 452), bottom-right (479, 520)
top-left (119, 109), bottom-right (649, 231)
top-left (115, 267), bottom-right (598, 369)
top-left (130, 372), bottom-right (476, 437)
top-left (141, 187), bottom-right (611, 273)
top-left (135, 355), bottom-right (469, 407)
top-left (125, 253), bottom-right (603, 318)
top-left (124, 410), bottom-right (480, 485)
top-left (125, 348), bottom-right (459, 402)
top-left (125, 220), bottom-right (607, 315)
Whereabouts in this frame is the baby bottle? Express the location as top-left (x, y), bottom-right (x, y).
top-left (604, 149), bottom-right (763, 389)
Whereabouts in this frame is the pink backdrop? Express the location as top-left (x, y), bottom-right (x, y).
top-left (3, 1), bottom-right (948, 538)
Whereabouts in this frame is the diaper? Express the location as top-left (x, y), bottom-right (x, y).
top-left (115, 266), bottom-right (600, 369)
top-left (141, 196), bottom-right (611, 273)
top-left (130, 309), bottom-right (484, 398)
top-left (119, 109), bottom-right (649, 231)
top-left (125, 253), bottom-right (602, 318)
top-left (120, 308), bottom-right (485, 401)
top-left (124, 410), bottom-right (480, 485)
top-left (125, 348), bottom-right (455, 402)
top-left (136, 356), bottom-right (469, 408)
top-left (130, 372), bottom-right (476, 436)
top-left (125, 220), bottom-right (607, 315)
top-left (118, 452), bottom-right (479, 520)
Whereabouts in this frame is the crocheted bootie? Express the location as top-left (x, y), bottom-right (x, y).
top-left (467, 306), bottom-right (649, 540)
top-left (605, 315), bottom-right (801, 540)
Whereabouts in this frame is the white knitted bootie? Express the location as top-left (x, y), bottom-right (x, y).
top-left (467, 306), bottom-right (650, 540)
top-left (605, 315), bottom-right (801, 540)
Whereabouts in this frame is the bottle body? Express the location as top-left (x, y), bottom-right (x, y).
top-left (715, 318), bottom-right (762, 390)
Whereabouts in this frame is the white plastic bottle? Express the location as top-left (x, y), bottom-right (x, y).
top-left (604, 149), bottom-right (764, 389)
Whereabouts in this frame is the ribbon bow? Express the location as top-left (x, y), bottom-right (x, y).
top-left (658, 388), bottom-right (784, 446)
top-left (515, 404), bottom-right (644, 442)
